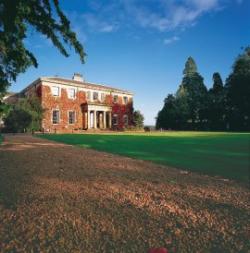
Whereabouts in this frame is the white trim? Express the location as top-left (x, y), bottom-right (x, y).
top-left (19, 77), bottom-right (134, 97)
top-left (51, 86), bottom-right (60, 97)
top-left (67, 88), bottom-right (76, 99)
top-left (42, 77), bottom-right (133, 95)
top-left (42, 82), bottom-right (133, 100)
top-left (87, 104), bottom-right (111, 112)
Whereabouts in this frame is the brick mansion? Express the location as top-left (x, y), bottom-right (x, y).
top-left (12, 74), bottom-right (134, 132)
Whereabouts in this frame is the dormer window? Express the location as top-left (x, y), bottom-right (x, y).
top-left (52, 86), bottom-right (60, 96)
top-left (68, 88), bottom-right (76, 99)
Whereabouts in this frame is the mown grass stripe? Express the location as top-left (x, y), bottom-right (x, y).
top-left (37, 132), bottom-right (250, 182)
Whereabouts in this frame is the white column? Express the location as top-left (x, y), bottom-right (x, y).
top-left (87, 110), bottom-right (91, 129)
top-left (109, 112), bottom-right (112, 129)
top-left (94, 110), bottom-right (97, 129)
top-left (98, 111), bottom-right (101, 129)
top-left (103, 111), bottom-right (106, 129)
top-left (85, 112), bottom-right (87, 129)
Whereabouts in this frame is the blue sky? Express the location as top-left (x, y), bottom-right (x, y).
top-left (13, 0), bottom-right (249, 125)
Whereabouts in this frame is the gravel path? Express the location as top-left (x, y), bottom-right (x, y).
top-left (0, 134), bottom-right (249, 253)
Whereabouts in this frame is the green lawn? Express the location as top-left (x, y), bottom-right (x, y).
top-left (38, 132), bottom-right (250, 182)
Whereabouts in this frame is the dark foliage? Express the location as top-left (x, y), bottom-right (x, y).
top-left (144, 126), bottom-right (151, 132)
top-left (133, 110), bottom-right (144, 129)
top-left (0, 99), bottom-right (10, 117)
top-left (3, 96), bottom-right (44, 132)
top-left (4, 108), bottom-right (32, 132)
top-left (156, 94), bottom-right (189, 130)
top-left (156, 48), bottom-right (250, 131)
top-left (225, 47), bottom-right (250, 131)
top-left (0, 0), bottom-right (86, 93)
top-left (156, 57), bottom-right (208, 130)
top-left (207, 72), bottom-right (226, 130)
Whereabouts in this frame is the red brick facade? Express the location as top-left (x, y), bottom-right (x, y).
top-left (24, 77), bottom-right (133, 132)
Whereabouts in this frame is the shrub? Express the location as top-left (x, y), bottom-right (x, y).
top-left (133, 110), bottom-right (144, 129)
top-left (4, 108), bottom-right (32, 133)
top-left (3, 96), bottom-right (44, 133)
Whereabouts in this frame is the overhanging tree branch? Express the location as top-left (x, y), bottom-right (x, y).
top-left (0, 0), bottom-right (86, 93)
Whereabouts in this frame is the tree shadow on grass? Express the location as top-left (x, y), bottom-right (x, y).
top-left (22, 174), bottom-right (250, 253)
top-left (0, 137), bottom-right (67, 209)
top-left (0, 135), bottom-right (249, 252)
top-left (0, 158), bottom-right (31, 209)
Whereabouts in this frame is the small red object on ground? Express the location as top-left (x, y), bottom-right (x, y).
top-left (148, 248), bottom-right (168, 253)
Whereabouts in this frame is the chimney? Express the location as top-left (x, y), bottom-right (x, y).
top-left (72, 73), bottom-right (84, 82)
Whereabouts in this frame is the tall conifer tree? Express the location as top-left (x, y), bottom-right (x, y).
top-left (225, 47), bottom-right (250, 130)
top-left (208, 72), bottom-right (225, 130)
top-left (178, 57), bottom-right (208, 129)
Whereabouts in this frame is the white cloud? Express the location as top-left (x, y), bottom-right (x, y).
top-left (163, 36), bottom-right (180, 45)
top-left (99, 24), bottom-right (116, 33)
top-left (68, 0), bottom-right (238, 35)
top-left (80, 13), bottom-right (118, 33)
top-left (188, 0), bottom-right (219, 11)
top-left (122, 0), bottom-right (222, 31)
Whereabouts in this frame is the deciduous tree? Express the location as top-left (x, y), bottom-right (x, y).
top-left (133, 110), bottom-right (144, 129)
top-left (0, 0), bottom-right (86, 93)
top-left (3, 96), bottom-right (44, 132)
top-left (156, 94), bottom-right (176, 130)
top-left (156, 93), bottom-right (189, 130)
top-left (4, 108), bottom-right (32, 133)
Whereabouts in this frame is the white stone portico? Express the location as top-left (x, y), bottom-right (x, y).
top-left (86, 104), bottom-right (112, 130)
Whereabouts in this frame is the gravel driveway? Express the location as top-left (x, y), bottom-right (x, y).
top-left (0, 134), bottom-right (249, 252)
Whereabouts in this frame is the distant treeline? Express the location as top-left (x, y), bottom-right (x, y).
top-left (156, 47), bottom-right (250, 131)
